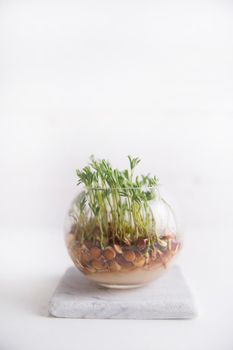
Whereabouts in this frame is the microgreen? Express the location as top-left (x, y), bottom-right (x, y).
top-left (73, 156), bottom-right (159, 248)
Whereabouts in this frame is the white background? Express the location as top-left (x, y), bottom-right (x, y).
top-left (0, 0), bottom-right (233, 349)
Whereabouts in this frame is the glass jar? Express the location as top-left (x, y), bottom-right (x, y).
top-left (65, 187), bottom-right (181, 288)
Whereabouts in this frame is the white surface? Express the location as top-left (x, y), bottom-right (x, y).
top-left (0, 0), bottom-right (233, 348)
top-left (1, 228), bottom-right (233, 350)
top-left (49, 266), bottom-right (197, 319)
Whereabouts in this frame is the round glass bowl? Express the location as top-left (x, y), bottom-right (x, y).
top-left (65, 188), bottom-right (181, 288)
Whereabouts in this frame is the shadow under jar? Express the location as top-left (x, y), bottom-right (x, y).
top-left (65, 187), bottom-right (182, 289)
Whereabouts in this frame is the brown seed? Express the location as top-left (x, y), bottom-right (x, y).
top-left (134, 256), bottom-right (145, 267)
top-left (90, 247), bottom-right (101, 259)
top-left (115, 254), bottom-right (126, 265)
top-left (109, 261), bottom-right (121, 272)
top-left (81, 250), bottom-right (91, 263)
top-left (123, 250), bottom-right (136, 262)
top-left (91, 259), bottom-right (105, 270)
top-left (136, 237), bottom-right (148, 250)
top-left (113, 244), bottom-right (123, 254)
top-left (103, 247), bottom-right (116, 260)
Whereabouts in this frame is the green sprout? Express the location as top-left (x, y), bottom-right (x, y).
top-left (72, 156), bottom-right (159, 249)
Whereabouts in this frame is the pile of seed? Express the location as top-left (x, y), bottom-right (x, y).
top-left (67, 234), bottom-right (181, 274)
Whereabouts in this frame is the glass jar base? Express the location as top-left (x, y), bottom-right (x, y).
top-left (98, 282), bottom-right (145, 289)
